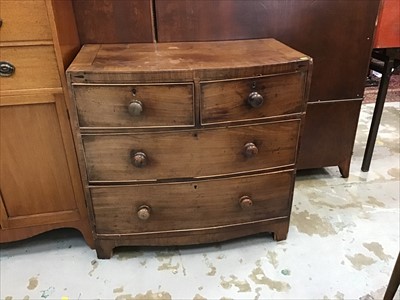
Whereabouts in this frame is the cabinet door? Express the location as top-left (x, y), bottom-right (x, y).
top-left (0, 93), bottom-right (83, 229)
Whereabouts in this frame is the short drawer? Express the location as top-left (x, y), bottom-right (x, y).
top-left (0, 0), bottom-right (52, 42)
top-left (83, 120), bottom-right (300, 182)
top-left (0, 45), bottom-right (60, 90)
top-left (201, 72), bottom-right (306, 124)
top-left (91, 170), bottom-right (294, 234)
top-left (72, 84), bottom-right (194, 128)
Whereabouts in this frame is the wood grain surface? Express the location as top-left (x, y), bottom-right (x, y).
top-left (0, 0), bottom-right (52, 43)
top-left (201, 72), bottom-right (306, 124)
top-left (91, 170), bottom-right (294, 234)
top-left (72, 0), bottom-right (154, 44)
top-left (73, 83), bottom-right (194, 128)
top-left (67, 39), bottom-right (310, 83)
top-left (0, 103), bottom-right (77, 219)
top-left (83, 120), bottom-right (300, 182)
top-left (0, 45), bottom-right (61, 91)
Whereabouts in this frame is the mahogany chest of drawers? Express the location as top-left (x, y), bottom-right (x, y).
top-left (66, 38), bottom-right (312, 258)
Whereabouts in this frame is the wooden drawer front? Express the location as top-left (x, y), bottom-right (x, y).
top-left (73, 84), bottom-right (194, 128)
top-left (83, 120), bottom-right (300, 182)
top-left (0, 46), bottom-right (60, 91)
top-left (201, 72), bottom-right (305, 124)
top-left (0, 0), bottom-right (52, 42)
top-left (91, 171), bottom-right (294, 234)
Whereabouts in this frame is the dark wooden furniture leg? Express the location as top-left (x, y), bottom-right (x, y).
top-left (362, 50), bottom-right (397, 172)
top-left (95, 239), bottom-right (115, 259)
top-left (338, 157), bottom-right (351, 178)
top-left (272, 219), bottom-right (289, 241)
top-left (384, 252), bottom-right (400, 300)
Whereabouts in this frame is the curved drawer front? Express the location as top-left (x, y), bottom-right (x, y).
top-left (83, 120), bottom-right (300, 182)
top-left (0, 0), bottom-right (52, 42)
top-left (73, 83), bottom-right (194, 128)
top-left (201, 72), bottom-right (306, 124)
top-left (91, 171), bottom-right (294, 234)
top-left (0, 46), bottom-right (60, 91)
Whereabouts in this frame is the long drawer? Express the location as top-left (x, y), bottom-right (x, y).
top-left (201, 72), bottom-right (306, 124)
top-left (0, 45), bottom-right (60, 91)
top-left (83, 120), bottom-right (300, 182)
top-left (72, 83), bottom-right (194, 128)
top-left (91, 170), bottom-right (294, 234)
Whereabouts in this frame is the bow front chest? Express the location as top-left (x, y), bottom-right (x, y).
top-left (66, 39), bottom-right (312, 258)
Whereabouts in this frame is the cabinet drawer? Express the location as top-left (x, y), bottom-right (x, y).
top-left (0, 0), bottom-right (52, 42)
top-left (0, 45), bottom-right (60, 91)
top-left (73, 84), bottom-right (194, 128)
top-left (83, 120), bottom-right (300, 182)
top-left (91, 171), bottom-right (294, 234)
top-left (201, 72), bottom-right (306, 124)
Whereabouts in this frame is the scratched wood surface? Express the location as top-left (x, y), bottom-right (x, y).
top-left (91, 171), bottom-right (293, 234)
top-left (83, 121), bottom-right (300, 182)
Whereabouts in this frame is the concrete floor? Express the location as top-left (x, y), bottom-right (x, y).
top-left (1, 102), bottom-right (399, 300)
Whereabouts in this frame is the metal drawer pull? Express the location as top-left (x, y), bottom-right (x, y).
top-left (131, 151), bottom-right (148, 168)
top-left (243, 142), bottom-right (258, 158)
top-left (247, 91), bottom-right (264, 108)
top-left (239, 196), bottom-right (253, 209)
top-left (137, 205), bottom-right (151, 220)
top-left (0, 61), bottom-right (15, 77)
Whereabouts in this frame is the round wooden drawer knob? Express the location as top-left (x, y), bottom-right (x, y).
top-left (137, 205), bottom-right (151, 220)
top-left (131, 151), bottom-right (147, 168)
top-left (243, 142), bottom-right (258, 158)
top-left (239, 196), bottom-right (253, 209)
top-left (128, 100), bottom-right (143, 116)
top-left (247, 91), bottom-right (264, 108)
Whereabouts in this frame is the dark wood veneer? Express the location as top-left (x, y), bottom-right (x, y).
top-left (67, 0), bottom-right (380, 176)
top-left (72, 0), bottom-right (154, 44)
top-left (155, 0), bottom-right (379, 103)
top-left (153, 0), bottom-right (380, 175)
top-left (67, 39), bottom-right (311, 258)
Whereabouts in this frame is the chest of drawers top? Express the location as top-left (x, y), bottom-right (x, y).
top-left (67, 38), bottom-right (311, 83)
top-left (67, 39), bottom-right (311, 131)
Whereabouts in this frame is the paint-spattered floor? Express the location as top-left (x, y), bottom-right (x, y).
top-left (1, 103), bottom-right (399, 300)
